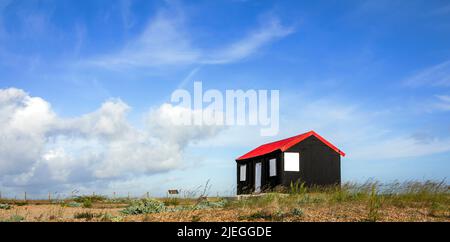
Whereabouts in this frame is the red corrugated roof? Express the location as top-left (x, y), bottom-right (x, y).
top-left (236, 131), bottom-right (345, 161)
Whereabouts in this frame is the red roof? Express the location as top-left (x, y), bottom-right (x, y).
top-left (236, 131), bottom-right (345, 161)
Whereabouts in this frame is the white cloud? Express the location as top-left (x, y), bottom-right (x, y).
top-left (57, 99), bottom-right (132, 139)
top-left (0, 88), bottom-right (56, 176)
top-left (434, 95), bottom-right (450, 111)
top-left (89, 10), bottom-right (200, 68)
top-left (436, 95), bottom-right (450, 102)
top-left (147, 103), bottom-right (225, 147)
top-left (88, 9), bottom-right (295, 69)
top-left (404, 60), bottom-right (450, 87)
top-left (203, 18), bottom-right (294, 64)
top-left (0, 88), bottom-right (223, 192)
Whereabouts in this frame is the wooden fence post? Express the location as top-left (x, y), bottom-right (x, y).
top-left (24, 192), bottom-right (27, 201)
top-left (48, 192), bottom-right (51, 201)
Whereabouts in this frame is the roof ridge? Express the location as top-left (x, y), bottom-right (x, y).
top-left (236, 130), bottom-right (345, 161)
top-left (262, 131), bottom-right (310, 146)
top-left (281, 131), bottom-right (314, 150)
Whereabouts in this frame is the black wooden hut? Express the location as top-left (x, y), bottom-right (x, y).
top-left (235, 131), bottom-right (345, 194)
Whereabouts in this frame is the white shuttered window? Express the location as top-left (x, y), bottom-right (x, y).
top-left (240, 165), bottom-right (247, 181)
top-left (269, 158), bottom-right (276, 176)
top-left (284, 152), bottom-right (300, 171)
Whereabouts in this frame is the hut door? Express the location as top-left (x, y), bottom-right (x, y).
top-left (255, 162), bottom-right (262, 193)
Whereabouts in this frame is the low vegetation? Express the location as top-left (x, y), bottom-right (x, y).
top-left (121, 197), bottom-right (229, 215)
top-left (0, 204), bottom-right (11, 210)
top-left (73, 211), bottom-right (97, 220)
top-left (0, 180), bottom-right (448, 222)
top-left (121, 199), bottom-right (166, 215)
top-left (2, 215), bottom-right (25, 222)
top-left (73, 195), bottom-right (107, 208)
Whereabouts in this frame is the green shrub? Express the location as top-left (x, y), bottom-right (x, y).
top-left (74, 212), bottom-right (96, 220)
top-left (291, 208), bottom-right (304, 216)
top-left (82, 199), bottom-right (92, 208)
top-left (193, 199), bottom-right (228, 210)
top-left (73, 195), bottom-right (107, 203)
top-left (99, 212), bottom-right (112, 222)
top-left (121, 198), bottom-right (166, 215)
top-left (7, 215), bottom-right (25, 222)
top-left (0, 203), bottom-right (11, 210)
top-left (71, 195), bottom-right (107, 208)
top-left (120, 198), bottom-right (228, 215)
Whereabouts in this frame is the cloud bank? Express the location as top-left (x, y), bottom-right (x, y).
top-left (0, 88), bottom-right (223, 192)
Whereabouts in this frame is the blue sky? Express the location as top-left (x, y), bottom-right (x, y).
top-left (0, 0), bottom-right (450, 197)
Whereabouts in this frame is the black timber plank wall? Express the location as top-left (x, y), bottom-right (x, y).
top-left (236, 151), bottom-right (282, 195)
top-left (284, 135), bottom-right (340, 187)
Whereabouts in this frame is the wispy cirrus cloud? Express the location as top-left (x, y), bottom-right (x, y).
top-left (87, 9), bottom-right (295, 70)
top-left (434, 94), bottom-right (450, 111)
top-left (202, 17), bottom-right (295, 64)
top-left (88, 9), bottom-right (200, 68)
top-left (120, 0), bottom-right (136, 30)
top-left (403, 60), bottom-right (450, 113)
top-left (404, 60), bottom-right (450, 87)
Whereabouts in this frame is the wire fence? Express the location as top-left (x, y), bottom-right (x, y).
top-left (0, 191), bottom-right (140, 201)
top-left (0, 188), bottom-right (238, 201)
